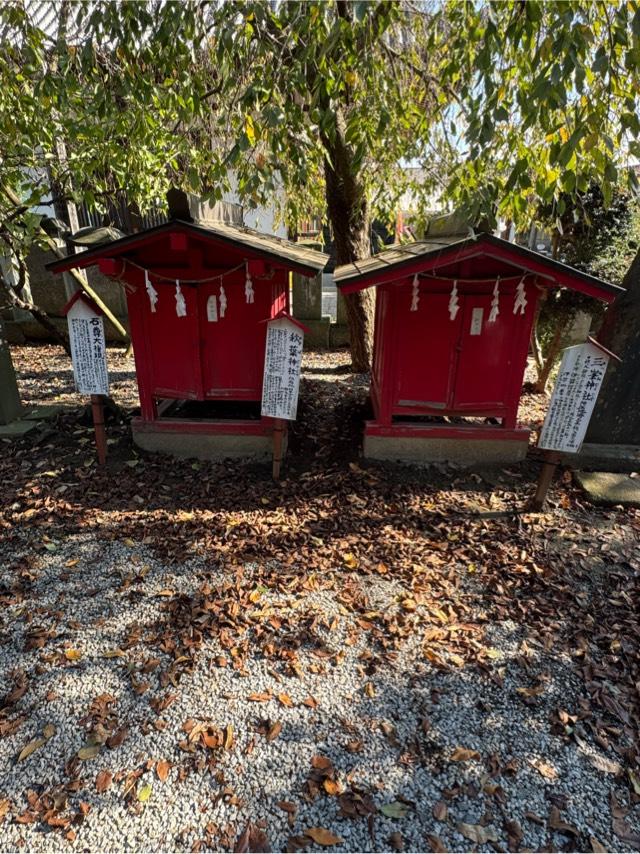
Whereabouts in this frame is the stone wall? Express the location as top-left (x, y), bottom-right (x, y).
top-left (3, 246), bottom-right (129, 343)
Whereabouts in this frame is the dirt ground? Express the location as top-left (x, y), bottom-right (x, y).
top-left (0, 344), bottom-right (638, 853)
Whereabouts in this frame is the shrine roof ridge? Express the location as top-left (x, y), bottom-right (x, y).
top-left (334, 232), bottom-right (623, 303)
top-left (46, 219), bottom-right (329, 278)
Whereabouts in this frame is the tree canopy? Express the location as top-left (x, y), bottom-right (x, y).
top-left (1, 0), bottom-right (639, 368)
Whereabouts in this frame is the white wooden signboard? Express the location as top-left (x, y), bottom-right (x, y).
top-left (66, 298), bottom-right (109, 396)
top-left (261, 317), bottom-right (304, 420)
top-left (538, 340), bottom-right (609, 454)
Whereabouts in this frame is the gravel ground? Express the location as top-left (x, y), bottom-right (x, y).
top-left (2, 343), bottom-right (638, 852)
top-left (1, 531), bottom-right (637, 853)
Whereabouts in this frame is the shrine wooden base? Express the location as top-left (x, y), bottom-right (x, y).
top-left (132, 417), bottom-right (280, 461)
top-left (363, 422), bottom-right (530, 466)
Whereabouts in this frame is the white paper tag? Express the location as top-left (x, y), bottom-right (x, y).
top-left (470, 307), bottom-right (483, 335)
top-left (207, 294), bottom-right (218, 322)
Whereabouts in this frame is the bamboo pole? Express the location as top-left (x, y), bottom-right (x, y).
top-left (2, 185), bottom-right (130, 345)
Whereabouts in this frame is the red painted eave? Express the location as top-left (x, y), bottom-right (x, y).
top-left (46, 220), bottom-right (326, 279)
top-left (61, 289), bottom-right (105, 317)
top-left (336, 234), bottom-right (622, 304)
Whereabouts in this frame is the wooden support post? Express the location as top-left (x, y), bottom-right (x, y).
top-left (272, 418), bottom-right (285, 480)
top-left (91, 394), bottom-right (107, 466)
top-left (530, 450), bottom-right (560, 511)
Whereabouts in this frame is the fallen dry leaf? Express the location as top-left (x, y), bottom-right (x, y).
top-left (432, 801), bottom-right (448, 822)
top-left (457, 822), bottom-right (498, 844)
top-left (95, 770), bottom-right (112, 793)
top-left (247, 692), bottom-right (272, 703)
top-left (137, 783), bottom-right (152, 803)
top-left (106, 726), bottom-right (128, 749)
top-left (587, 753), bottom-right (622, 775)
top-left (549, 806), bottom-right (579, 837)
top-left (224, 724), bottom-right (234, 750)
top-left (17, 736), bottom-right (46, 762)
top-left (389, 831), bottom-right (404, 851)
top-left (78, 743), bottom-right (101, 760)
top-left (613, 817), bottom-right (640, 848)
top-left (380, 802), bottom-right (409, 819)
top-left (528, 757), bottom-right (558, 780)
top-left (266, 721), bottom-right (282, 741)
top-left (516, 684), bottom-right (545, 697)
top-left (304, 827), bottom-right (343, 846)
top-left (156, 760), bottom-right (171, 782)
top-left (234, 822), bottom-right (271, 853)
top-left (64, 649), bottom-right (82, 661)
top-left (450, 747), bottom-right (480, 762)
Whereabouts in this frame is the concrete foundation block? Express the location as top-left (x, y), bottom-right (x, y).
top-left (0, 419), bottom-right (39, 437)
top-left (2, 320), bottom-right (27, 345)
top-left (328, 323), bottom-right (350, 348)
top-left (574, 471), bottom-right (640, 507)
top-left (571, 443), bottom-right (640, 473)
top-left (132, 425), bottom-right (277, 462)
top-left (363, 433), bottom-right (529, 466)
top-left (301, 318), bottom-right (332, 348)
top-left (24, 404), bottom-right (68, 421)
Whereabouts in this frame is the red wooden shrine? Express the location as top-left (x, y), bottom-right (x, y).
top-left (335, 233), bottom-right (621, 462)
top-left (48, 219), bottom-right (327, 458)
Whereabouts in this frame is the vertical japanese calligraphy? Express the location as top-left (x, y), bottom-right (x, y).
top-left (538, 341), bottom-right (609, 454)
top-left (261, 318), bottom-right (304, 420)
top-left (67, 299), bottom-right (109, 396)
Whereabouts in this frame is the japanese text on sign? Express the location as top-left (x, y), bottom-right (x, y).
top-left (538, 341), bottom-right (609, 454)
top-left (68, 308), bottom-right (109, 396)
top-left (261, 319), bottom-right (304, 420)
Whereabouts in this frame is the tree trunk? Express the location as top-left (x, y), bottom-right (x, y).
top-left (585, 246), bottom-right (640, 445)
top-left (323, 143), bottom-right (375, 373)
top-left (0, 276), bottom-right (71, 355)
top-left (0, 317), bottom-right (22, 424)
top-left (533, 314), bottom-right (569, 394)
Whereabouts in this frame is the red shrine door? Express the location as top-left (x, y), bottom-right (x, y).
top-left (395, 288), bottom-right (524, 417)
top-left (138, 274), bottom-right (288, 404)
top-left (197, 271), bottom-right (268, 400)
top-left (452, 292), bottom-right (516, 410)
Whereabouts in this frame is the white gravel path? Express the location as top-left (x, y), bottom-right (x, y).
top-left (0, 532), bottom-right (637, 852)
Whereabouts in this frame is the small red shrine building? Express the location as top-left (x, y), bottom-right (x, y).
top-left (48, 218), bottom-right (327, 459)
top-left (334, 232), bottom-right (622, 463)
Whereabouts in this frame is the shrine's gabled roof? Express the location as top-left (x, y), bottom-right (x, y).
top-left (334, 232), bottom-right (623, 303)
top-left (46, 219), bottom-right (329, 278)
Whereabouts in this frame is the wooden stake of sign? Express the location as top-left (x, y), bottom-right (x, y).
top-left (91, 394), bottom-right (107, 466)
top-left (530, 450), bottom-right (560, 511)
top-left (272, 418), bottom-right (285, 480)
top-left (63, 292), bottom-right (111, 466)
top-left (261, 311), bottom-right (308, 480)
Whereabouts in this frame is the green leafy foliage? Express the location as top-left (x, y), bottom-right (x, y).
top-left (428, 1), bottom-right (640, 230)
top-left (1, 1), bottom-right (639, 263)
